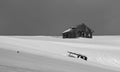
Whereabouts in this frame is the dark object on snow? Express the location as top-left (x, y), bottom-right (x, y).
top-left (62, 23), bottom-right (94, 38)
top-left (17, 51), bottom-right (20, 53)
top-left (67, 51), bottom-right (87, 61)
top-left (80, 55), bottom-right (87, 60)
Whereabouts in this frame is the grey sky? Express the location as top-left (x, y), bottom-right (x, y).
top-left (0, 0), bottom-right (119, 36)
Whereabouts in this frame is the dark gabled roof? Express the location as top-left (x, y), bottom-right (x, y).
top-left (63, 23), bottom-right (94, 33)
top-left (76, 23), bottom-right (88, 29)
top-left (76, 23), bottom-right (94, 33)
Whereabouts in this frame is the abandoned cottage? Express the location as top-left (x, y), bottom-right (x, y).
top-left (62, 23), bottom-right (94, 38)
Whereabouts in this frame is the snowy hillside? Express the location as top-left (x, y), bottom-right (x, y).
top-left (0, 36), bottom-right (120, 72)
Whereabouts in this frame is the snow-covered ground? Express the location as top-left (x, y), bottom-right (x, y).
top-left (0, 36), bottom-right (120, 72)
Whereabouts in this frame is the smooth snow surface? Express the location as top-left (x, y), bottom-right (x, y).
top-left (0, 36), bottom-right (120, 72)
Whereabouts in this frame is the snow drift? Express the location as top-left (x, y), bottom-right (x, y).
top-left (0, 36), bottom-right (120, 72)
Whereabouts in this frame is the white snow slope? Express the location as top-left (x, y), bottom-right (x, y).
top-left (0, 36), bottom-right (120, 72)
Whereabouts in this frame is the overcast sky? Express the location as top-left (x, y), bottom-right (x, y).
top-left (0, 0), bottom-right (120, 36)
